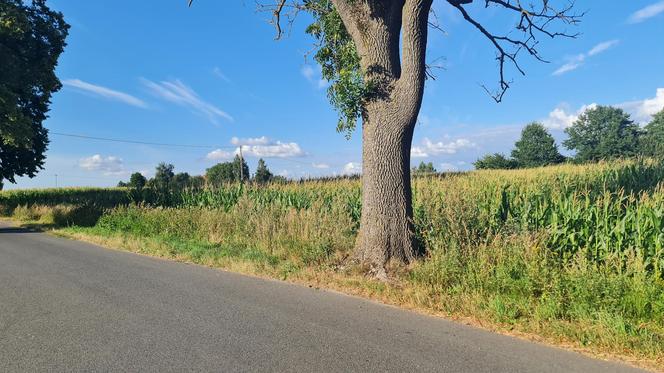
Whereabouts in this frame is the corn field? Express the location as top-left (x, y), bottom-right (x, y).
top-left (2, 159), bottom-right (663, 276)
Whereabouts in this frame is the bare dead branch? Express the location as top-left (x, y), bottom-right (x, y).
top-left (447, 0), bottom-right (583, 102)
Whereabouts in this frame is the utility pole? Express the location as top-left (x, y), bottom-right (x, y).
top-left (55, 174), bottom-right (58, 188)
top-left (239, 146), bottom-right (244, 183)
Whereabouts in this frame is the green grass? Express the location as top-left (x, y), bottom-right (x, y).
top-left (2, 159), bottom-right (664, 369)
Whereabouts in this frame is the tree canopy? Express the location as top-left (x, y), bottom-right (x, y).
top-left (0, 0), bottom-right (69, 184)
top-left (254, 158), bottom-right (273, 184)
top-left (412, 161), bottom-right (436, 175)
top-left (206, 155), bottom-right (250, 187)
top-left (564, 106), bottom-right (641, 162)
top-left (641, 109), bottom-right (664, 157)
top-left (129, 172), bottom-right (147, 189)
top-left (511, 123), bottom-right (564, 168)
top-left (474, 153), bottom-right (518, 170)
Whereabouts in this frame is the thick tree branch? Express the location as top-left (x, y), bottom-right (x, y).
top-left (447, 0), bottom-right (582, 102)
top-left (401, 0), bottom-right (434, 79)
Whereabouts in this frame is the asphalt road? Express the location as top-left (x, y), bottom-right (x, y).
top-left (0, 221), bottom-right (645, 372)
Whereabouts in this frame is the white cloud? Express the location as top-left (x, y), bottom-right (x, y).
top-left (343, 162), bottom-right (362, 174)
top-left (411, 147), bottom-right (429, 158)
top-left (142, 78), bottom-right (233, 124)
top-left (301, 64), bottom-right (328, 89)
top-left (619, 88), bottom-right (664, 123)
top-left (207, 136), bottom-right (305, 160)
top-left (231, 136), bottom-right (270, 146)
top-left (63, 79), bottom-right (147, 108)
top-left (206, 149), bottom-right (236, 161)
top-left (240, 142), bottom-right (304, 158)
top-left (552, 40), bottom-right (619, 76)
top-left (628, 1), bottom-right (664, 23)
top-left (79, 155), bottom-right (125, 175)
top-left (419, 137), bottom-right (476, 155)
top-left (542, 103), bottom-right (598, 129)
top-left (312, 163), bottom-right (330, 169)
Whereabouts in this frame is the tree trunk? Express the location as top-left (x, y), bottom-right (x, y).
top-left (332, 0), bottom-right (432, 276)
top-left (354, 104), bottom-right (417, 277)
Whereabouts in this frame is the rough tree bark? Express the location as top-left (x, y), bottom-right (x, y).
top-left (332, 0), bottom-right (432, 277)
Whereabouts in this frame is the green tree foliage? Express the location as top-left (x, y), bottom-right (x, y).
top-left (474, 153), bottom-right (518, 170)
top-left (0, 0), bottom-right (69, 184)
top-left (129, 172), bottom-right (147, 189)
top-left (641, 109), bottom-right (664, 157)
top-left (412, 161), bottom-right (436, 175)
top-left (206, 162), bottom-right (235, 187)
top-left (189, 175), bottom-right (206, 189)
top-left (304, 0), bottom-right (368, 137)
top-left (206, 155), bottom-right (250, 187)
top-left (254, 158), bottom-right (273, 184)
top-left (564, 106), bottom-right (641, 163)
top-left (150, 163), bottom-right (175, 190)
top-left (511, 123), bottom-right (565, 168)
top-left (172, 172), bottom-right (191, 189)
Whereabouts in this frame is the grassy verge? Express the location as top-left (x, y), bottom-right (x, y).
top-left (44, 223), bottom-right (664, 371)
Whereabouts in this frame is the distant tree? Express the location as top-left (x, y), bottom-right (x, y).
top-left (0, 0), bottom-right (69, 186)
top-left (272, 175), bottom-right (288, 184)
top-left (206, 162), bottom-right (236, 187)
top-left (412, 161), bottom-right (436, 175)
top-left (128, 172), bottom-right (147, 189)
top-left (151, 163), bottom-right (175, 189)
top-left (564, 106), bottom-right (641, 162)
top-left (474, 153), bottom-right (518, 170)
top-left (189, 175), bottom-right (206, 189)
top-left (641, 109), bottom-right (664, 157)
top-left (511, 123), bottom-right (564, 168)
top-left (172, 172), bottom-right (191, 189)
top-left (117, 181), bottom-right (128, 187)
top-left (253, 158), bottom-right (273, 184)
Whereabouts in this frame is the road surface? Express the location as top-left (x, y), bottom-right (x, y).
top-left (0, 221), bottom-right (645, 372)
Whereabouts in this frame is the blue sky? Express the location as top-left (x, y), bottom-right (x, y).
top-left (7, 0), bottom-right (664, 189)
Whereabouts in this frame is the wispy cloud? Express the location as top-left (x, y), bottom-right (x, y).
top-left (212, 67), bottom-right (231, 82)
top-left (142, 78), bottom-right (233, 124)
top-left (628, 1), bottom-right (664, 23)
top-left (79, 154), bottom-right (126, 176)
top-left (312, 163), bottom-right (330, 169)
top-left (552, 40), bottom-right (619, 76)
top-left (63, 79), bottom-right (147, 108)
top-left (301, 65), bottom-right (328, 89)
top-left (231, 136), bottom-right (270, 146)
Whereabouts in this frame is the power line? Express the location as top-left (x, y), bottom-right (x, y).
top-left (50, 132), bottom-right (236, 149)
top-left (50, 131), bottom-right (353, 168)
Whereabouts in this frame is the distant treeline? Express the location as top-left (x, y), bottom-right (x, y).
top-left (475, 106), bottom-right (664, 169)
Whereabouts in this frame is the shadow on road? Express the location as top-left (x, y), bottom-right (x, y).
top-left (0, 226), bottom-right (41, 234)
